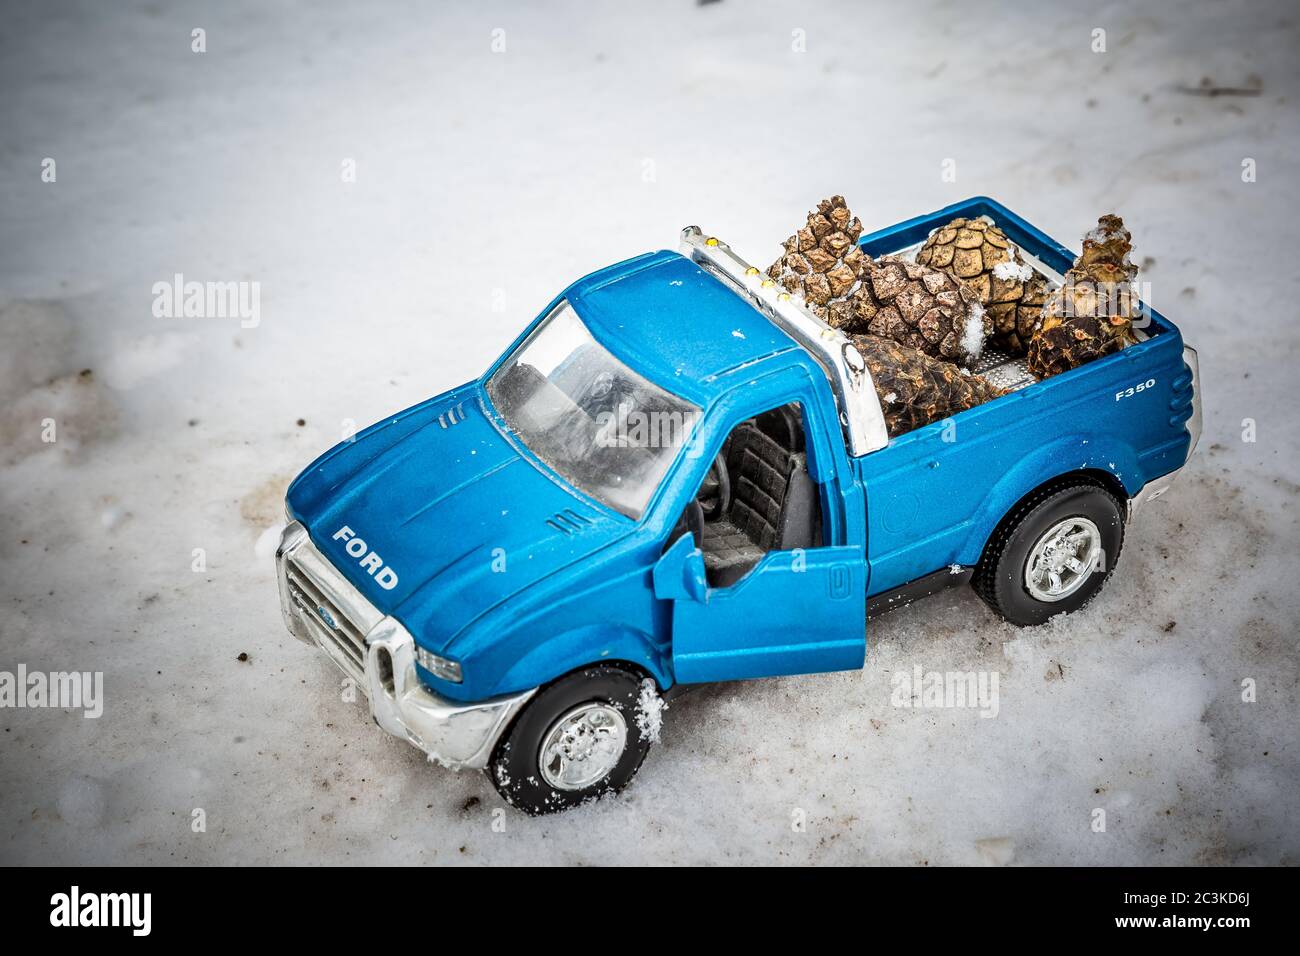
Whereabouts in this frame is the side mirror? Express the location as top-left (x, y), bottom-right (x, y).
top-left (652, 532), bottom-right (708, 604)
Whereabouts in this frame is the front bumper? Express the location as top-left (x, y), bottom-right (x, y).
top-left (276, 521), bottom-right (535, 770)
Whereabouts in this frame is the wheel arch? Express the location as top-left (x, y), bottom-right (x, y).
top-left (955, 432), bottom-right (1137, 568)
top-left (491, 623), bottom-right (670, 699)
top-left (967, 467), bottom-right (1128, 572)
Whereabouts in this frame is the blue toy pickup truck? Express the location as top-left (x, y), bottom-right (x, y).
top-left (278, 197), bottom-right (1201, 813)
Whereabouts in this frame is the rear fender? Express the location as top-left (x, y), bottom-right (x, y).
top-left (956, 433), bottom-right (1140, 566)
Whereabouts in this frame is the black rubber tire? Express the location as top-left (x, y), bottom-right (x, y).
top-left (973, 483), bottom-right (1125, 627)
top-left (487, 665), bottom-right (654, 815)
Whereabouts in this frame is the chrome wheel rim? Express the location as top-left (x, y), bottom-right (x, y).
top-left (1024, 516), bottom-right (1102, 603)
top-left (538, 703), bottom-right (627, 791)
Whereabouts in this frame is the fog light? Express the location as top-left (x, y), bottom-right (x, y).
top-left (415, 646), bottom-right (463, 683)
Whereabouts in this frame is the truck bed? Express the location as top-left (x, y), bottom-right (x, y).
top-left (852, 197), bottom-right (1197, 600)
top-left (878, 225), bottom-right (1156, 395)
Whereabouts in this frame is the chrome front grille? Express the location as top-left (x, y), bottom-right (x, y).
top-left (285, 559), bottom-right (368, 682)
top-left (278, 527), bottom-right (385, 690)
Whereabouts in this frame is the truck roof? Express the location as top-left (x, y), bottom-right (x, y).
top-left (567, 250), bottom-right (801, 405)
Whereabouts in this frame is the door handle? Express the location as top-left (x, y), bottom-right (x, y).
top-left (828, 562), bottom-right (852, 600)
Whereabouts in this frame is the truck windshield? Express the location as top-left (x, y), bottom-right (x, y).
top-left (486, 300), bottom-right (701, 519)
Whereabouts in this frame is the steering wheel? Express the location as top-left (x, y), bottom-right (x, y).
top-left (698, 451), bottom-right (732, 521)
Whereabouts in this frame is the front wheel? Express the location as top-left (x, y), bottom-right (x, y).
top-left (487, 665), bottom-right (656, 815)
top-left (973, 483), bottom-right (1125, 626)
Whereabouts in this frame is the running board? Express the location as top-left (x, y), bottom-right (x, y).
top-left (867, 566), bottom-right (974, 619)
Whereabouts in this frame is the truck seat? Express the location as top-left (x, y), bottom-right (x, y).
top-left (702, 407), bottom-right (820, 587)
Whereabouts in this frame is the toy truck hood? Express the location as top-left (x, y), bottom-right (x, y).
top-left (286, 386), bottom-right (630, 652)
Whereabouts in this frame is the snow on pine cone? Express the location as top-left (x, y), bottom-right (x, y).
top-left (1026, 214), bottom-right (1141, 379)
top-left (915, 217), bottom-right (1049, 354)
top-left (767, 196), bottom-right (991, 367)
top-left (849, 334), bottom-right (1005, 438)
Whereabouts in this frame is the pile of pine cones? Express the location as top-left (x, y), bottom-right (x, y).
top-left (767, 197), bottom-right (1141, 437)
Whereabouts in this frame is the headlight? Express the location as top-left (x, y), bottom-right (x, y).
top-left (416, 646), bottom-right (463, 683)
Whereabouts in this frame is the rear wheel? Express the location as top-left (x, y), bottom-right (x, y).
top-left (487, 665), bottom-right (655, 815)
top-left (973, 483), bottom-right (1125, 626)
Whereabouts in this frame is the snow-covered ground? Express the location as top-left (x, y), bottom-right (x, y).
top-left (2, 0), bottom-right (1297, 865)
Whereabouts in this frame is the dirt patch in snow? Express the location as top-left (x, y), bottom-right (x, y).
top-left (240, 474), bottom-right (293, 529)
top-left (0, 299), bottom-right (120, 463)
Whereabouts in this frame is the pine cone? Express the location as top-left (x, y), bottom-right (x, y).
top-left (849, 334), bottom-right (1005, 438)
top-left (847, 255), bottom-right (989, 366)
top-left (766, 195), bottom-right (870, 313)
top-left (768, 197), bottom-right (990, 366)
top-left (916, 217), bottom-right (1050, 354)
top-left (1026, 214), bottom-right (1141, 379)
